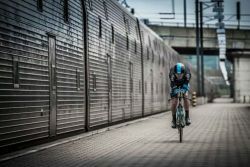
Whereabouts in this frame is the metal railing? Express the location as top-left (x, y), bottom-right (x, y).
top-left (147, 21), bottom-right (250, 29)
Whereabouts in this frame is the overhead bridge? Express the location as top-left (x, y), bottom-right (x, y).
top-left (149, 25), bottom-right (250, 55)
top-left (149, 25), bottom-right (250, 103)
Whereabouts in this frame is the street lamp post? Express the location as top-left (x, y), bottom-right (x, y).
top-left (195, 0), bottom-right (201, 96)
top-left (184, 0), bottom-right (187, 27)
top-left (200, 2), bottom-right (205, 96)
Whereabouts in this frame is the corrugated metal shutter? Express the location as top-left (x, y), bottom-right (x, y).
top-left (153, 42), bottom-right (162, 113)
top-left (0, 0), bottom-right (50, 148)
top-left (143, 42), bottom-right (152, 115)
top-left (87, 1), bottom-right (109, 127)
top-left (0, 0), bottom-right (86, 148)
top-left (53, 0), bottom-right (86, 135)
top-left (109, 2), bottom-right (143, 121)
top-left (141, 24), bottom-right (168, 116)
top-left (109, 2), bottom-right (129, 122)
top-left (130, 22), bottom-right (142, 119)
top-left (87, 0), bottom-right (143, 126)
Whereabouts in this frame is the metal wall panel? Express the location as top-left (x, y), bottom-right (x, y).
top-left (0, 0), bottom-right (189, 150)
top-left (0, 0), bottom-right (86, 148)
top-left (153, 42), bottom-right (165, 113)
top-left (48, 35), bottom-right (57, 137)
top-left (86, 0), bottom-right (143, 127)
top-left (109, 1), bottom-right (130, 122)
top-left (140, 25), bottom-right (154, 115)
top-left (139, 22), bottom-right (179, 116)
top-left (151, 41), bottom-right (162, 113)
top-left (128, 17), bottom-right (142, 119)
top-left (0, 1), bottom-right (49, 148)
top-left (50, 0), bottom-right (85, 135)
top-left (87, 0), bottom-right (109, 127)
top-left (108, 1), bottom-right (142, 121)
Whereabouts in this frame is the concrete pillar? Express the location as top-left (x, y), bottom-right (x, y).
top-left (234, 56), bottom-right (250, 103)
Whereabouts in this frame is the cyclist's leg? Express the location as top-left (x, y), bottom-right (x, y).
top-left (171, 96), bottom-right (178, 128)
top-left (183, 92), bottom-right (189, 115)
top-left (183, 92), bottom-right (191, 125)
top-left (171, 97), bottom-right (178, 115)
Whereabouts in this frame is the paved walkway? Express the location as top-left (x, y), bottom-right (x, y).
top-left (0, 98), bottom-right (250, 167)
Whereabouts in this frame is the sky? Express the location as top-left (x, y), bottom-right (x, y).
top-left (124, 0), bottom-right (250, 28)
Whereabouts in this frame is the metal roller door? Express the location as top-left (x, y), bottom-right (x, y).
top-left (55, 36), bottom-right (85, 135)
top-left (0, 25), bottom-right (50, 149)
top-left (88, 12), bottom-right (109, 127)
top-left (0, 0), bottom-right (86, 149)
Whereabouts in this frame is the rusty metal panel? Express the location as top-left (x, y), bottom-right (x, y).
top-left (0, 0), bottom-right (86, 148)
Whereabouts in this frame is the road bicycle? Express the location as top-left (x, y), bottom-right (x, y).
top-left (169, 88), bottom-right (191, 143)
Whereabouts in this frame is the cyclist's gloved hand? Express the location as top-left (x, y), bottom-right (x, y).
top-left (174, 88), bottom-right (179, 95)
top-left (180, 89), bottom-right (186, 94)
top-left (182, 84), bottom-right (190, 93)
top-left (171, 86), bottom-right (178, 96)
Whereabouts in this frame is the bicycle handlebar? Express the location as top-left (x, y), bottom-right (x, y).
top-left (168, 88), bottom-right (192, 102)
top-left (168, 97), bottom-right (192, 102)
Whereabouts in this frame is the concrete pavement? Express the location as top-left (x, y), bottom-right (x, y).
top-left (0, 98), bottom-right (249, 167)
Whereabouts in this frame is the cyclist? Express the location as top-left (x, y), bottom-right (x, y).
top-left (169, 63), bottom-right (191, 128)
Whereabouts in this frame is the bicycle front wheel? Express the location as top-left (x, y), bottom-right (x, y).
top-left (179, 127), bottom-right (183, 143)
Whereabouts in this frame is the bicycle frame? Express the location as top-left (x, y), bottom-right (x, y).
top-left (168, 88), bottom-right (189, 143)
top-left (176, 91), bottom-right (186, 128)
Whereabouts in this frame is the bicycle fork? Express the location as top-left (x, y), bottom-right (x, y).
top-left (176, 105), bottom-right (186, 128)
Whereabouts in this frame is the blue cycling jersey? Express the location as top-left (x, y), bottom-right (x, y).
top-left (169, 66), bottom-right (191, 89)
